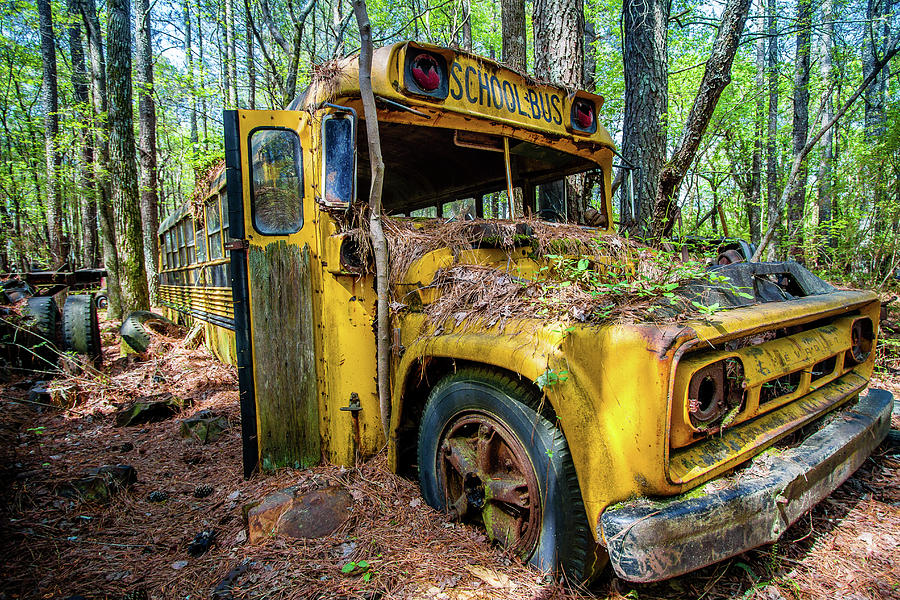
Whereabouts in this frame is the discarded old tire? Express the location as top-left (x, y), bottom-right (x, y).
top-left (417, 368), bottom-right (593, 581)
top-left (717, 248), bottom-right (745, 265)
top-left (119, 311), bottom-right (176, 353)
top-left (63, 294), bottom-right (101, 361)
top-left (95, 294), bottom-right (108, 310)
top-left (24, 296), bottom-right (60, 341)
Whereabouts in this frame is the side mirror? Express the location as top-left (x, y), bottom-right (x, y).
top-left (321, 112), bottom-right (357, 207)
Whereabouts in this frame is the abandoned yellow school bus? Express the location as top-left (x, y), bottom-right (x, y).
top-left (158, 42), bottom-right (893, 582)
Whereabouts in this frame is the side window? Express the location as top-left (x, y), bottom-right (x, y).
top-left (220, 191), bottom-right (230, 242)
top-left (159, 234), bottom-right (167, 269)
top-left (322, 114), bottom-right (356, 207)
top-left (184, 219), bottom-right (195, 266)
top-left (168, 230), bottom-right (176, 267)
top-left (250, 128), bottom-right (303, 235)
top-left (195, 221), bottom-right (207, 263)
top-left (177, 222), bottom-right (186, 267)
top-left (207, 197), bottom-right (222, 259)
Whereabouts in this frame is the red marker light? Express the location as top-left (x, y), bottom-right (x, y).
top-left (573, 99), bottom-right (594, 130)
top-left (411, 54), bottom-right (441, 92)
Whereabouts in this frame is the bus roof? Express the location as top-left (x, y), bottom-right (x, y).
top-left (289, 41), bottom-right (615, 151)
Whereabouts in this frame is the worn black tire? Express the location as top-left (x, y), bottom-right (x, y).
top-left (24, 296), bottom-right (60, 342)
top-left (63, 294), bottom-right (101, 361)
top-left (119, 311), bottom-right (175, 353)
top-left (417, 368), bottom-right (593, 581)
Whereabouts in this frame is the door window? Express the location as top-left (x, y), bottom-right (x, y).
top-left (249, 129), bottom-right (303, 235)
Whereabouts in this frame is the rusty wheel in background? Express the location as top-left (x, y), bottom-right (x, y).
top-left (417, 368), bottom-right (594, 581)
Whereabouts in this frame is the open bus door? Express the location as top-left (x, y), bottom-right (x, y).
top-left (224, 109), bottom-right (320, 477)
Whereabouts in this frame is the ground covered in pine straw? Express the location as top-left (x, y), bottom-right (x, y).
top-left (0, 311), bottom-right (898, 600)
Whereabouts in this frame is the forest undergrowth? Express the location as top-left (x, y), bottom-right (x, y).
top-left (0, 303), bottom-right (897, 600)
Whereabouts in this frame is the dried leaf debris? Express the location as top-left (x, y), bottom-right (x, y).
top-left (0, 286), bottom-right (897, 600)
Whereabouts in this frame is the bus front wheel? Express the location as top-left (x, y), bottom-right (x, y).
top-left (416, 368), bottom-right (593, 581)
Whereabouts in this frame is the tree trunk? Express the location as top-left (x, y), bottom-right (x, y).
top-left (501, 0), bottom-right (526, 70)
top-left (652, 0), bottom-right (752, 239)
top-left (862, 0), bottom-right (888, 245)
top-left (533, 0), bottom-right (584, 222)
top-left (352, 0), bottom-right (390, 440)
top-left (81, 0), bottom-right (124, 318)
top-left (185, 0), bottom-right (198, 144)
top-left (136, 0), bottom-right (159, 304)
top-left (621, 0), bottom-right (669, 235)
top-left (199, 7), bottom-right (208, 146)
top-left (750, 26), bottom-right (764, 245)
top-left (107, 0), bottom-right (150, 315)
top-left (863, 0), bottom-right (887, 138)
top-left (68, 0), bottom-right (98, 268)
top-left (247, 0), bottom-right (256, 108)
top-left (786, 0), bottom-right (811, 260)
top-left (461, 0), bottom-right (472, 51)
top-left (583, 14), bottom-right (596, 91)
top-left (764, 0), bottom-right (780, 259)
top-left (225, 0), bottom-right (238, 108)
top-left (816, 0), bottom-right (835, 261)
top-left (37, 0), bottom-right (63, 266)
top-left (533, 0), bottom-right (583, 87)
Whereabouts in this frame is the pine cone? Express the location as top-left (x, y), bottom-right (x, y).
top-left (193, 484), bottom-right (213, 499)
top-left (147, 490), bottom-right (168, 503)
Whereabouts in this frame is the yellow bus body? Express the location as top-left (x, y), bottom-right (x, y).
top-left (156, 42), bottom-right (892, 582)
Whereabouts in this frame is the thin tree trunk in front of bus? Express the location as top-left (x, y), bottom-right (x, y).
top-left (68, 0), bottom-right (98, 268)
top-left (80, 0), bottom-right (123, 319)
top-left (652, 0), bottom-right (751, 239)
top-left (501, 0), bottom-right (526, 70)
top-left (38, 0), bottom-right (63, 266)
top-left (107, 0), bottom-right (150, 316)
top-left (621, 0), bottom-right (669, 236)
top-left (137, 0), bottom-right (160, 304)
top-left (787, 0), bottom-right (812, 260)
top-left (353, 0), bottom-right (390, 440)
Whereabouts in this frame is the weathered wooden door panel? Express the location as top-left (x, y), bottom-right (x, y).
top-left (248, 241), bottom-right (319, 470)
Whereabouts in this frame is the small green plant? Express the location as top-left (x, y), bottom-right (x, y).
top-left (535, 368), bottom-right (568, 390)
top-left (691, 301), bottom-right (722, 316)
top-left (26, 426), bottom-right (46, 435)
top-left (341, 559), bottom-right (375, 582)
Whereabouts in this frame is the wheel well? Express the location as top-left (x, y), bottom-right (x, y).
top-left (395, 358), bottom-right (551, 478)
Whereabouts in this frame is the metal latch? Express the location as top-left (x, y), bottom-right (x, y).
top-left (224, 239), bottom-right (249, 251)
top-left (340, 392), bottom-right (362, 412)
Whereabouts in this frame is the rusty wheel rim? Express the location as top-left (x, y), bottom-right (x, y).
top-left (437, 411), bottom-right (542, 558)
